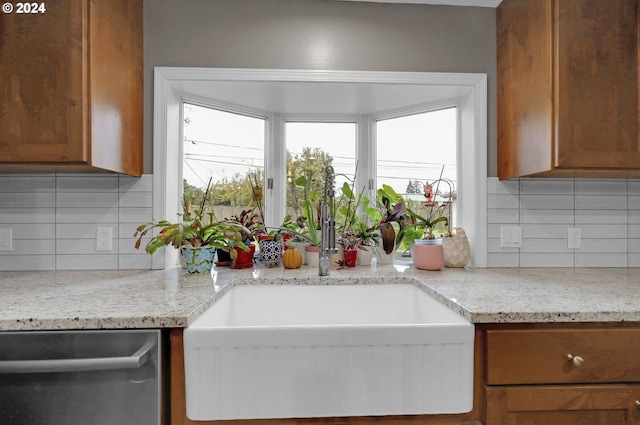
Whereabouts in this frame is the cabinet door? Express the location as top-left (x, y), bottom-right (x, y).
top-left (0, 0), bottom-right (88, 163)
top-left (486, 385), bottom-right (640, 425)
top-left (555, 0), bottom-right (640, 170)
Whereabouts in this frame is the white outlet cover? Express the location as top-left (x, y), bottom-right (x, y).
top-left (96, 227), bottom-right (113, 251)
top-left (500, 226), bottom-right (522, 248)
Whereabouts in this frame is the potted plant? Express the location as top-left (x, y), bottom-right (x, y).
top-left (292, 175), bottom-right (323, 267)
top-left (134, 177), bottom-right (251, 273)
top-left (133, 210), bottom-right (251, 274)
top-left (222, 208), bottom-right (263, 268)
top-left (255, 216), bottom-right (296, 268)
top-left (352, 218), bottom-right (379, 266)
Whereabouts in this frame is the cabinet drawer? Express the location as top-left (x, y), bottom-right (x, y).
top-left (486, 328), bottom-right (640, 385)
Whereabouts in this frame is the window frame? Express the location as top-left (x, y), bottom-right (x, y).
top-left (154, 68), bottom-right (487, 269)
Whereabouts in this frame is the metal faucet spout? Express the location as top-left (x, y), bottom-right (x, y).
top-left (319, 165), bottom-right (337, 276)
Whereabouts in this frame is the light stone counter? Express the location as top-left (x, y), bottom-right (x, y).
top-left (1, 265), bottom-right (640, 330)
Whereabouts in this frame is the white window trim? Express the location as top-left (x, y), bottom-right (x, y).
top-left (153, 67), bottom-right (487, 269)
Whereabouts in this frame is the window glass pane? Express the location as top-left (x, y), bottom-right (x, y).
top-left (285, 122), bottom-right (356, 214)
top-left (183, 103), bottom-right (265, 224)
top-left (376, 108), bottom-right (457, 243)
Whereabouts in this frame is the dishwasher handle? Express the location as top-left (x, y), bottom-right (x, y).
top-left (0, 337), bottom-right (157, 374)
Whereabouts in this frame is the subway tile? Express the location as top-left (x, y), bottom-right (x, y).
top-left (575, 179), bottom-right (627, 196)
top-left (629, 253), bottom-right (640, 267)
top-left (56, 175), bottom-right (118, 192)
top-left (56, 255), bottom-right (118, 270)
top-left (629, 180), bottom-right (640, 195)
top-left (575, 195), bottom-right (627, 210)
top-left (521, 238), bottom-right (570, 253)
top-left (56, 192), bottom-right (119, 208)
top-left (575, 209), bottom-right (626, 225)
top-left (119, 254), bottom-right (152, 270)
top-left (522, 224), bottom-right (570, 239)
top-left (119, 174), bottom-right (153, 192)
top-left (57, 239), bottom-right (115, 255)
top-left (56, 207), bottom-right (118, 224)
top-left (487, 253), bottom-right (519, 267)
top-left (629, 224), bottom-right (640, 238)
top-left (629, 196), bottom-right (640, 210)
top-left (628, 239), bottom-right (640, 253)
top-left (579, 224), bottom-right (628, 239)
top-left (520, 195), bottom-right (574, 210)
top-left (11, 223), bottom-right (55, 240)
top-left (487, 178), bottom-right (519, 195)
top-left (520, 179), bottom-right (574, 195)
top-left (0, 175), bottom-right (55, 192)
top-left (0, 239), bottom-right (55, 256)
top-left (120, 223), bottom-right (145, 239)
top-left (580, 238), bottom-right (628, 253)
top-left (118, 239), bottom-right (147, 255)
top-left (119, 207), bottom-right (153, 224)
top-left (488, 194), bottom-right (519, 209)
top-left (0, 208), bottom-right (55, 224)
top-left (0, 192), bottom-right (55, 208)
top-left (520, 253), bottom-right (574, 267)
top-left (56, 224), bottom-right (119, 240)
top-left (0, 255), bottom-right (55, 271)
top-left (119, 191), bottom-right (152, 208)
top-left (487, 208), bottom-right (519, 224)
top-left (520, 209), bottom-right (574, 224)
top-left (575, 253), bottom-right (627, 268)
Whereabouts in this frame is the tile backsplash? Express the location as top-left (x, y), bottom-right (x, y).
top-left (0, 174), bottom-right (638, 270)
top-left (0, 174), bottom-right (153, 271)
top-left (488, 177), bottom-right (640, 267)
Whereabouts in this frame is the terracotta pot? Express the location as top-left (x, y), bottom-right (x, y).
top-left (412, 239), bottom-right (444, 271)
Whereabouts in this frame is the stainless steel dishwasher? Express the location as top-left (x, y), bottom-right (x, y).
top-left (0, 330), bottom-right (161, 425)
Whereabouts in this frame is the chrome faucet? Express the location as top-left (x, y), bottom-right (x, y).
top-left (319, 165), bottom-right (337, 276)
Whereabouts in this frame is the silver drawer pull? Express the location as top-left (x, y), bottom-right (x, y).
top-left (0, 338), bottom-right (156, 374)
top-left (566, 354), bottom-right (584, 367)
top-left (635, 400), bottom-right (640, 409)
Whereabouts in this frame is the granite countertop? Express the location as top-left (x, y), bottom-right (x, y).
top-left (1, 265), bottom-right (640, 331)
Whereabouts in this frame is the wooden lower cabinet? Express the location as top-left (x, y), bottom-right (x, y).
top-left (486, 385), bottom-right (640, 425)
top-left (483, 323), bottom-right (640, 425)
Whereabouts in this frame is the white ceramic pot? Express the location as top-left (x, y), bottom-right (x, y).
top-left (442, 237), bottom-right (471, 268)
top-left (356, 247), bottom-right (374, 266)
top-left (305, 245), bottom-right (320, 268)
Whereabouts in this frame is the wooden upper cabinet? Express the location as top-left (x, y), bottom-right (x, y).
top-left (0, 0), bottom-right (142, 176)
top-left (498, 0), bottom-right (640, 179)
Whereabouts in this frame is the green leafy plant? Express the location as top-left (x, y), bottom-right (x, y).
top-left (134, 178), bottom-right (250, 259)
top-left (292, 175), bottom-right (322, 246)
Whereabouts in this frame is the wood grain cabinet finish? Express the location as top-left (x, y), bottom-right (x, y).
top-left (497, 0), bottom-right (640, 179)
top-left (485, 326), bottom-right (640, 425)
top-left (0, 0), bottom-right (143, 176)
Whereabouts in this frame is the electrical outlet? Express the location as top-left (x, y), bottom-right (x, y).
top-left (500, 226), bottom-right (522, 248)
top-left (0, 228), bottom-right (13, 251)
top-left (96, 227), bottom-right (113, 252)
top-left (568, 227), bottom-right (582, 249)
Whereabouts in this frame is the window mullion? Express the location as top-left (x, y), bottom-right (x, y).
top-left (266, 113), bottom-right (286, 229)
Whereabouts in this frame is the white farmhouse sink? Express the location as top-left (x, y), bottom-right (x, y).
top-left (184, 284), bottom-right (474, 421)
